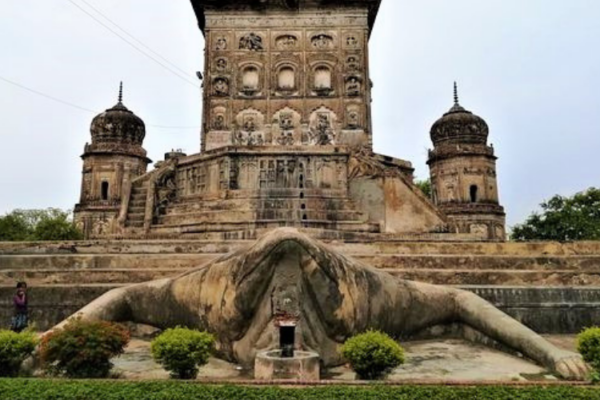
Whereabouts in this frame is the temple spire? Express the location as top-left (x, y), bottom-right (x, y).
top-left (453, 81), bottom-right (459, 106)
top-left (118, 81), bottom-right (123, 103)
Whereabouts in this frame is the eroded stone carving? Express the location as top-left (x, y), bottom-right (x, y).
top-left (51, 229), bottom-right (589, 380)
top-left (345, 76), bottom-right (361, 97)
top-left (275, 34), bottom-right (298, 50)
top-left (213, 77), bottom-right (229, 96)
top-left (239, 33), bottom-right (264, 51)
top-left (311, 34), bottom-right (334, 49)
top-left (215, 37), bottom-right (228, 51)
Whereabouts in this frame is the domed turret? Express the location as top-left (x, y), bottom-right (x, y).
top-left (430, 83), bottom-right (489, 146)
top-left (75, 83), bottom-right (151, 239)
top-left (427, 83), bottom-right (505, 240)
top-left (90, 82), bottom-right (146, 146)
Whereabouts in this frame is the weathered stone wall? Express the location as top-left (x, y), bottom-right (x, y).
top-left (2, 239), bottom-right (600, 331)
top-left (201, 7), bottom-right (373, 151)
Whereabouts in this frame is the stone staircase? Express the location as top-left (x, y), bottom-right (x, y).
top-left (123, 188), bottom-right (382, 239)
top-left (124, 183), bottom-right (148, 229)
top-left (2, 239), bottom-right (600, 332)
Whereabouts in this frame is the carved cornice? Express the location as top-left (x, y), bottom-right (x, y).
top-left (190, 0), bottom-right (381, 35)
top-left (439, 202), bottom-right (506, 217)
top-left (427, 143), bottom-right (496, 164)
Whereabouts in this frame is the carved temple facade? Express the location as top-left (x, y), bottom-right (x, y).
top-left (74, 0), bottom-right (506, 241)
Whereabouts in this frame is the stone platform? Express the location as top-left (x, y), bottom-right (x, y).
top-left (107, 335), bottom-right (576, 382)
top-left (2, 239), bottom-right (600, 331)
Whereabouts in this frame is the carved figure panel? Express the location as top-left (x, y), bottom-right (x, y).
top-left (271, 107), bottom-right (302, 146)
top-left (274, 34), bottom-right (300, 51)
top-left (345, 103), bottom-right (362, 129)
top-left (214, 57), bottom-right (229, 73)
top-left (345, 54), bottom-right (361, 73)
top-left (343, 32), bottom-right (362, 49)
top-left (213, 34), bottom-right (231, 51)
top-left (308, 107), bottom-right (338, 145)
top-left (345, 76), bottom-right (362, 97)
top-left (239, 32), bottom-right (264, 51)
top-left (212, 77), bottom-right (229, 96)
top-left (210, 106), bottom-right (228, 131)
top-left (234, 109), bottom-right (266, 146)
top-left (310, 33), bottom-right (335, 50)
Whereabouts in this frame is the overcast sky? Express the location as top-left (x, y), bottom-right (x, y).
top-left (1, 0), bottom-right (599, 227)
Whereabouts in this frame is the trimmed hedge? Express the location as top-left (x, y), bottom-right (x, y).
top-left (1, 380), bottom-right (600, 400)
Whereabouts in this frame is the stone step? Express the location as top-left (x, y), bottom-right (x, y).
top-left (3, 239), bottom-right (600, 256)
top-left (382, 268), bottom-right (600, 287)
top-left (150, 220), bottom-right (381, 236)
top-left (0, 268), bottom-right (187, 285)
top-left (157, 209), bottom-right (367, 225)
top-left (0, 254), bottom-right (220, 270)
top-left (3, 284), bottom-right (600, 332)
top-left (165, 198), bottom-right (361, 214)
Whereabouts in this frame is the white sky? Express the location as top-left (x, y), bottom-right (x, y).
top-left (1, 0), bottom-right (599, 228)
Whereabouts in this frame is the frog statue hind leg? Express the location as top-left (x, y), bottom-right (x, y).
top-left (49, 228), bottom-right (590, 380)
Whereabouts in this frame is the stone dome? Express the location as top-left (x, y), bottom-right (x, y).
top-left (90, 84), bottom-right (146, 146)
top-left (430, 85), bottom-right (489, 146)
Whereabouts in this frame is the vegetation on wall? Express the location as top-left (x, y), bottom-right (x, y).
top-left (0, 208), bottom-right (82, 241)
top-left (415, 179), bottom-right (432, 199)
top-left (511, 187), bottom-right (600, 242)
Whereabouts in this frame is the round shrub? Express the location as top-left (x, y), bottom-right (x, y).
top-left (0, 330), bottom-right (38, 377)
top-left (578, 327), bottom-right (600, 371)
top-left (151, 327), bottom-right (215, 379)
top-left (40, 318), bottom-right (130, 378)
top-left (340, 330), bottom-right (405, 380)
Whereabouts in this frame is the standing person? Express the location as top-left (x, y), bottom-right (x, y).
top-left (11, 282), bottom-right (28, 333)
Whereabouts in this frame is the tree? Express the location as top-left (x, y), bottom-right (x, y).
top-left (511, 187), bottom-right (600, 242)
top-left (0, 209), bottom-right (82, 242)
top-left (415, 178), bottom-right (432, 199)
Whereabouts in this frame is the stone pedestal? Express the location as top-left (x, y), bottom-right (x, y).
top-left (254, 350), bottom-right (320, 381)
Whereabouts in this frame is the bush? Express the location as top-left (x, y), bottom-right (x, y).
top-left (2, 380), bottom-right (600, 400)
top-left (340, 330), bottom-right (405, 380)
top-left (151, 327), bottom-right (215, 379)
top-left (0, 330), bottom-right (38, 377)
top-left (40, 318), bottom-right (130, 378)
top-left (578, 327), bottom-right (600, 372)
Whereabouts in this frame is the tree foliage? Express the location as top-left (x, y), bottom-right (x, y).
top-left (511, 188), bottom-right (600, 242)
top-left (415, 179), bottom-right (432, 199)
top-left (0, 208), bottom-right (82, 242)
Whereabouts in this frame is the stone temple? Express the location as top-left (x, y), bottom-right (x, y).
top-left (73, 0), bottom-right (506, 241)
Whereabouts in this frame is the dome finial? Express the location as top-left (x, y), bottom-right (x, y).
top-left (454, 81), bottom-right (459, 106)
top-left (118, 81), bottom-right (123, 103)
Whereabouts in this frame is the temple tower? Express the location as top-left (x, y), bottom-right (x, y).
top-left (74, 84), bottom-right (151, 238)
top-left (427, 84), bottom-right (506, 240)
top-left (191, 0), bottom-right (381, 152)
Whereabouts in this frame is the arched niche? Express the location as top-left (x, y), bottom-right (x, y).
top-left (277, 66), bottom-right (296, 91)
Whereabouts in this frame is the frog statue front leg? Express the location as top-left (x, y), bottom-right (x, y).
top-left (49, 228), bottom-right (590, 380)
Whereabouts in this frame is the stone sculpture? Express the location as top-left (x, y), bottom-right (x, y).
top-left (52, 229), bottom-right (589, 380)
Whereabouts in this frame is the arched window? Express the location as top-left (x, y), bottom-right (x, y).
top-left (470, 185), bottom-right (479, 203)
top-left (242, 66), bottom-right (259, 91)
top-left (278, 67), bottom-right (295, 90)
top-left (314, 67), bottom-right (332, 90)
top-left (101, 181), bottom-right (110, 201)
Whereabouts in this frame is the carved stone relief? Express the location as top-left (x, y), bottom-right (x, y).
top-left (345, 104), bottom-right (362, 129)
top-left (211, 106), bottom-right (228, 130)
top-left (239, 33), bottom-right (264, 51)
top-left (234, 109), bottom-right (266, 146)
top-left (344, 32), bottom-right (361, 49)
top-left (214, 58), bottom-right (229, 73)
top-left (214, 36), bottom-right (229, 51)
top-left (213, 77), bottom-right (229, 96)
top-left (310, 33), bottom-right (335, 50)
top-left (345, 76), bottom-right (362, 97)
top-left (275, 34), bottom-right (299, 51)
top-left (345, 55), bottom-right (361, 73)
top-left (272, 107), bottom-right (302, 146)
top-left (309, 107), bottom-right (337, 145)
